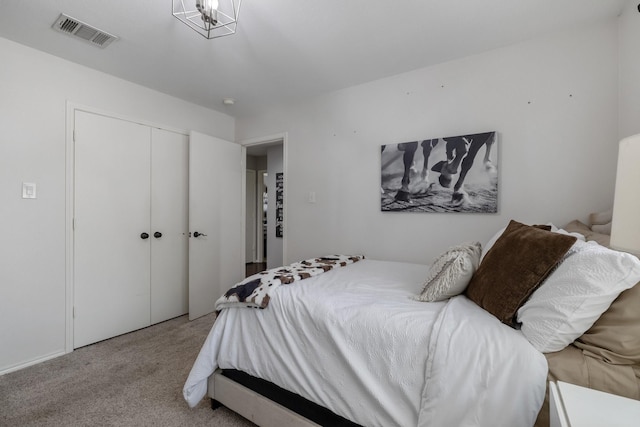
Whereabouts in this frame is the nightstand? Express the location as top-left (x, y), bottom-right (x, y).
top-left (549, 381), bottom-right (640, 427)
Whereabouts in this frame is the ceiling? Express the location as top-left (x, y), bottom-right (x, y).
top-left (0, 1), bottom-right (628, 119)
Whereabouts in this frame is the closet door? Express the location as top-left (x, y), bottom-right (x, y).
top-left (74, 111), bottom-right (151, 348)
top-left (150, 128), bottom-right (189, 324)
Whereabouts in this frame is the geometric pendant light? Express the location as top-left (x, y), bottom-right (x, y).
top-left (172, 0), bottom-right (242, 39)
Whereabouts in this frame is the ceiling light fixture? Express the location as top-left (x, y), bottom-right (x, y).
top-left (172, 0), bottom-right (242, 39)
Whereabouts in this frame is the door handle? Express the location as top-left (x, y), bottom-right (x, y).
top-left (154, 232), bottom-right (162, 238)
top-left (193, 231), bottom-right (207, 238)
top-left (140, 232), bottom-right (149, 240)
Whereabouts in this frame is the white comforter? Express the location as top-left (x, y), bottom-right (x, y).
top-left (183, 259), bottom-right (547, 427)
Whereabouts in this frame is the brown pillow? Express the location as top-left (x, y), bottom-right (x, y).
top-left (465, 220), bottom-right (577, 327)
top-left (574, 281), bottom-right (640, 365)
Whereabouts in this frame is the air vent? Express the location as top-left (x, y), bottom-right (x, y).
top-left (52, 14), bottom-right (118, 48)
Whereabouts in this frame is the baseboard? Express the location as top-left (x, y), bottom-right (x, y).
top-left (0, 350), bottom-right (66, 376)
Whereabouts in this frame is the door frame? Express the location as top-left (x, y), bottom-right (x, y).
top-left (240, 132), bottom-right (288, 270)
top-left (64, 102), bottom-right (189, 354)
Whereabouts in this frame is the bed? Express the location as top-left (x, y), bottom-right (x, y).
top-left (183, 219), bottom-right (640, 427)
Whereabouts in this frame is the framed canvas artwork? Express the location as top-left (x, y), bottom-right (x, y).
top-left (381, 131), bottom-right (498, 213)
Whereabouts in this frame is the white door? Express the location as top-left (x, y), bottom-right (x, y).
top-left (188, 131), bottom-right (243, 320)
top-left (150, 128), bottom-right (189, 324)
top-left (74, 111), bottom-right (151, 348)
top-left (245, 169), bottom-right (257, 263)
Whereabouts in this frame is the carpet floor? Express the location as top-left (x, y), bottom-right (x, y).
top-left (0, 313), bottom-right (256, 427)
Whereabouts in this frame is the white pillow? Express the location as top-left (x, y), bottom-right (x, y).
top-left (480, 227), bottom-right (505, 263)
top-left (414, 242), bottom-right (482, 302)
top-left (517, 239), bottom-right (640, 353)
top-left (547, 223), bottom-right (587, 241)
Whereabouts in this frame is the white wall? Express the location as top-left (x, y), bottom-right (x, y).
top-left (266, 145), bottom-right (284, 269)
top-left (619, 0), bottom-right (640, 138)
top-left (237, 20), bottom-right (620, 265)
top-left (0, 37), bottom-right (234, 374)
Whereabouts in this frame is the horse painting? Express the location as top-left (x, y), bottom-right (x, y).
top-left (381, 131), bottom-right (498, 213)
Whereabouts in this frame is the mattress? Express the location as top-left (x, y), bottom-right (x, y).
top-left (184, 259), bottom-right (547, 426)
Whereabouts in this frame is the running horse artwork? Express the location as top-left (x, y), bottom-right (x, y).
top-left (381, 131), bottom-right (498, 213)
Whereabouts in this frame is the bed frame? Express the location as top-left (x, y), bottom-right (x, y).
top-left (208, 370), bottom-right (318, 426)
top-left (208, 369), bottom-right (361, 427)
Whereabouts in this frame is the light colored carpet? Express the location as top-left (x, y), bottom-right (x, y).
top-left (0, 313), bottom-right (256, 426)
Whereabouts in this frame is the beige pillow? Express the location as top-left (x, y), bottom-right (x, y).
top-left (415, 242), bottom-right (482, 302)
top-left (465, 220), bottom-right (576, 327)
top-left (574, 281), bottom-right (640, 365)
top-left (563, 219), bottom-right (610, 247)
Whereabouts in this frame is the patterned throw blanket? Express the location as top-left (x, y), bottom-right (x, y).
top-left (215, 255), bottom-right (364, 310)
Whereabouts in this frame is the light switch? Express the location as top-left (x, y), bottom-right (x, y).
top-left (308, 191), bottom-right (316, 203)
top-left (22, 182), bottom-right (37, 199)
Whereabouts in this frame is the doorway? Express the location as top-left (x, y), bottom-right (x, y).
top-left (244, 136), bottom-right (285, 276)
